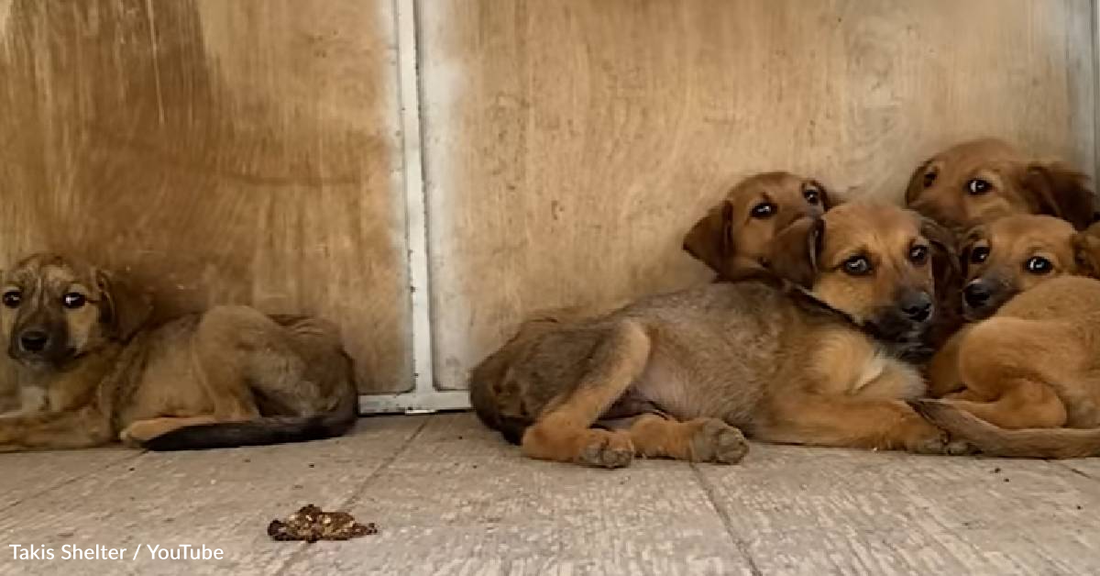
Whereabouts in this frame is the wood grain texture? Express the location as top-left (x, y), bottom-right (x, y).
top-left (0, 0), bottom-right (412, 394)
top-left (419, 0), bottom-right (1097, 389)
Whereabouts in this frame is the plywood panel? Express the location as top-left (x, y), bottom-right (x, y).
top-left (0, 0), bottom-right (412, 394)
top-left (420, 0), bottom-right (1096, 389)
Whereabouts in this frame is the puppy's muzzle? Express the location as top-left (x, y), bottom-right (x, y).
top-left (18, 329), bottom-right (50, 353)
top-left (962, 278), bottom-right (1010, 320)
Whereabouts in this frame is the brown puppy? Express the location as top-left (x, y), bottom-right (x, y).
top-left (683, 171), bottom-right (834, 279)
top-left (472, 203), bottom-right (966, 468)
top-left (912, 223), bottom-right (1100, 458)
top-left (905, 138), bottom-right (1097, 231)
top-left (0, 253), bottom-right (359, 452)
top-left (926, 215), bottom-right (1094, 397)
top-left (472, 172), bottom-right (832, 441)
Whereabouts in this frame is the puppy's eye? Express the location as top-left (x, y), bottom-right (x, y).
top-left (970, 246), bottom-right (990, 264)
top-left (1, 291), bottom-right (21, 309)
top-left (966, 178), bottom-right (991, 195)
top-left (803, 187), bottom-right (821, 205)
top-left (62, 293), bottom-right (86, 309)
top-left (842, 256), bottom-right (872, 276)
top-left (909, 245), bottom-right (930, 265)
top-left (1024, 256), bottom-right (1053, 275)
top-left (922, 170), bottom-right (938, 188)
top-left (750, 202), bottom-right (776, 218)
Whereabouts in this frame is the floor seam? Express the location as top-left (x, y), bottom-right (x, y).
top-left (1052, 460), bottom-right (1100, 481)
top-left (691, 463), bottom-right (763, 576)
top-left (271, 416), bottom-right (432, 575)
top-left (0, 451), bottom-right (144, 513)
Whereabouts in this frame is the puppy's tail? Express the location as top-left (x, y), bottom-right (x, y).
top-left (910, 399), bottom-right (1100, 459)
top-left (142, 355), bottom-right (360, 451)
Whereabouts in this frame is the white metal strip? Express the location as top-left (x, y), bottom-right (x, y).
top-left (363, 0), bottom-right (470, 414)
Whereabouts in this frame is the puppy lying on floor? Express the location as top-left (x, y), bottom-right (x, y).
top-left (911, 222), bottom-right (1100, 459)
top-left (472, 202), bottom-right (966, 468)
top-left (470, 171), bottom-right (833, 444)
top-left (0, 253), bottom-right (359, 452)
top-left (904, 137), bottom-right (1097, 231)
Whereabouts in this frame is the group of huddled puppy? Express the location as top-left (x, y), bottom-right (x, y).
top-left (0, 137), bottom-right (1098, 462)
top-left (470, 138), bottom-right (1100, 467)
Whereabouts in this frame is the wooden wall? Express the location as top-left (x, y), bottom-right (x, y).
top-left (420, 0), bottom-right (1096, 390)
top-left (0, 1), bottom-right (412, 394)
top-left (0, 0), bottom-right (1096, 401)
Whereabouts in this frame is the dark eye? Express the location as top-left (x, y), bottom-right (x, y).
top-left (922, 170), bottom-right (938, 188)
top-left (970, 246), bottom-right (990, 264)
top-left (1, 291), bottom-right (20, 309)
top-left (909, 245), bottom-right (930, 265)
top-left (843, 255), bottom-right (872, 276)
top-left (62, 293), bottom-right (86, 309)
top-left (750, 202), bottom-right (776, 218)
top-left (966, 178), bottom-right (991, 195)
top-left (1024, 256), bottom-right (1053, 275)
top-left (803, 187), bottom-right (821, 205)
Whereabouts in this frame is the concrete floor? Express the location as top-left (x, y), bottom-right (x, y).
top-left (1, 413), bottom-right (1098, 575)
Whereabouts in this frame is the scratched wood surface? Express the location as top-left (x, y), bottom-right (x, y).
top-left (0, 0), bottom-right (411, 394)
top-left (419, 0), bottom-right (1097, 389)
top-left (0, 413), bottom-right (1098, 575)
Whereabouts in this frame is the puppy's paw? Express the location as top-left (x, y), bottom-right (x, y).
top-left (576, 430), bottom-right (634, 469)
top-left (690, 419), bottom-right (749, 464)
top-left (119, 418), bottom-right (175, 446)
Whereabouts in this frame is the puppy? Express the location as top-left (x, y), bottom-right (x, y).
top-left (472, 203), bottom-right (966, 468)
top-left (472, 172), bottom-right (832, 441)
top-left (905, 138), bottom-right (1097, 231)
top-left (912, 223), bottom-right (1100, 458)
top-left (0, 253), bottom-right (359, 452)
top-left (926, 215), bottom-right (1095, 397)
top-left (683, 171), bottom-right (834, 279)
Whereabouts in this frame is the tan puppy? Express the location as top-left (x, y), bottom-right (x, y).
top-left (683, 171), bottom-right (834, 279)
top-left (905, 138), bottom-right (1096, 231)
top-left (926, 215), bottom-right (1095, 397)
top-left (472, 203), bottom-right (966, 468)
top-left (472, 171), bottom-right (833, 441)
top-left (912, 223), bottom-right (1100, 458)
top-left (0, 253), bottom-right (359, 452)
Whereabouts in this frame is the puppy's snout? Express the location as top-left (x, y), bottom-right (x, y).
top-left (963, 281), bottom-right (992, 309)
top-left (899, 291), bottom-right (933, 323)
top-left (18, 329), bottom-right (50, 353)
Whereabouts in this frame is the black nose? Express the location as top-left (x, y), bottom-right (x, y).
top-left (963, 282), bottom-right (991, 309)
top-left (19, 330), bottom-right (50, 353)
top-left (900, 292), bottom-right (933, 323)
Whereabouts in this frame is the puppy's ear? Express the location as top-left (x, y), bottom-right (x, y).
top-left (921, 217), bottom-right (961, 294)
top-left (768, 216), bottom-right (824, 288)
top-left (1073, 222), bottom-right (1100, 277)
top-left (1021, 162), bottom-right (1097, 230)
top-left (95, 269), bottom-right (153, 341)
top-left (682, 200), bottom-right (735, 275)
top-left (904, 159), bottom-right (933, 205)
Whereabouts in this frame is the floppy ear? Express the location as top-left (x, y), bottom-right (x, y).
top-left (1021, 162), bottom-right (1097, 230)
top-left (682, 200), bottom-right (735, 275)
top-left (768, 216), bottom-right (824, 288)
top-left (95, 269), bottom-right (153, 341)
top-left (1073, 222), bottom-right (1100, 277)
top-left (920, 217), bottom-right (961, 296)
top-left (904, 159), bottom-right (933, 205)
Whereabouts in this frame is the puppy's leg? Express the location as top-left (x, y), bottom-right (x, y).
top-left (944, 317), bottom-right (1073, 429)
top-left (0, 406), bottom-right (112, 452)
top-left (119, 415), bottom-right (223, 445)
top-left (759, 396), bottom-right (958, 454)
top-left (626, 414), bottom-right (748, 464)
top-left (521, 320), bottom-right (650, 468)
top-left (926, 327), bottom-right (969, 398)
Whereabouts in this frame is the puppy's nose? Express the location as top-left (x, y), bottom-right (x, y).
top-left (963, 282), bottom-right (991, 309)
top-left (900, 292), bottom-right (933, 323)
top-left (18, 330), bottom-right (50, 353)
